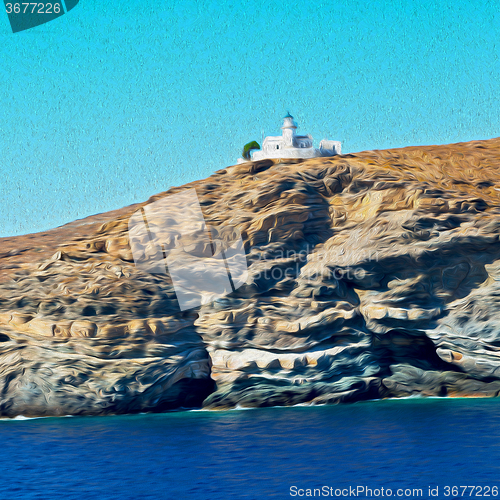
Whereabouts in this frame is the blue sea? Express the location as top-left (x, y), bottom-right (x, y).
top-left (1, 398), bottom-right (499, 499)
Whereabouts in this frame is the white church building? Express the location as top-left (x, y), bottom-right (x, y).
top-left (247, 113), bottom-right (341, 162)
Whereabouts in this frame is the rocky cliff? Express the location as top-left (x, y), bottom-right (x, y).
top-left (2, 138), bottom-right (500, 416)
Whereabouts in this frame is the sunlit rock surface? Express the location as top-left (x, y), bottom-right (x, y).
top-left (2, 137), bottom-right (500, 415)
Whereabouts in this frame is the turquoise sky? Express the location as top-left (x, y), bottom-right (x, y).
top-left (1, 0), bottom-right (499, 236)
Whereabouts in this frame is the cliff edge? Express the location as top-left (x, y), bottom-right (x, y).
top-left (2, 137), bottom-right (500, 416)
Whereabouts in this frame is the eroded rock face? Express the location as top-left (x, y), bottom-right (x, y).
top-left (2, 138), bottom-right (500, 415)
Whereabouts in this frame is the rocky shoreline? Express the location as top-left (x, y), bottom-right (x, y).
top-left (1, 137), bottom-right (500, 416)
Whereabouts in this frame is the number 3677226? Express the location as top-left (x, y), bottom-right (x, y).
top-left (5, 3), bottom-right (61, 14)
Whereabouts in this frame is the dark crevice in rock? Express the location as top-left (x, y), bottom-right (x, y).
top-left (372, 329), bottom-right (463, 376)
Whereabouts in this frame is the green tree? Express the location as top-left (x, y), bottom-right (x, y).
top-left (242, 141), bottom-right (261, 160)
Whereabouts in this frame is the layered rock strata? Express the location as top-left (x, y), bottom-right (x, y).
top-left (2, 137), bottom-right (500, 415)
